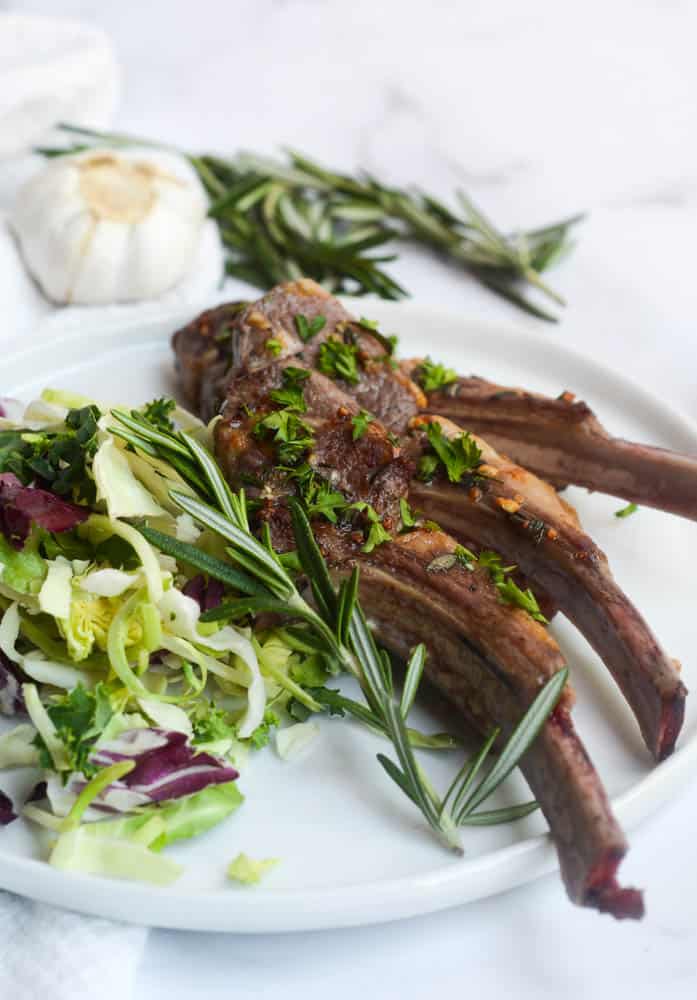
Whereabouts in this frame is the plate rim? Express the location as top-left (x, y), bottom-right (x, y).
top-left (1, 299), bottom-right (696, 933)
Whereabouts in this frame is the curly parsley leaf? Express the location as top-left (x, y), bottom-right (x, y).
top-left (497, 578), bottom-right (548, 623)
top-left (269, 367), bottom-right (310, 413)
top-left (294, 314), bottom-right (327, 343)
top-left (399, 498), bottom-right (416, 529)
top-left (416, 357), bottom-right (458, 393)
top-left (317, 337), bottom-right (360, 384)
top-left (419, 422), bottom-right (482, 484)
top-left (255, 409), bottom-right (314, 465)
top-left (351, 409), bottom-right (374, 440)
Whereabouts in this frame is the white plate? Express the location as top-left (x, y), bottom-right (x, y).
top-left (0, 301), bottom-right (695, 933)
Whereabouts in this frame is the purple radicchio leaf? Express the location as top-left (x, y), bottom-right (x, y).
top-left (0, 473), bottom-right (89, 550)
top-left (25, 781), bottom-right (47, 804)
top-left (56, 729), bottom-right (240, 815)
top-left (0, 790), bottom-right (17, 825)
top-left (0, 651), bottom-right (25, 716)
top-left (183, 574), bottom-right (225, 613)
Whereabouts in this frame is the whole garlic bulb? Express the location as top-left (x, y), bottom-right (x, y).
top-left (10, 148), bottom-right (208, 304)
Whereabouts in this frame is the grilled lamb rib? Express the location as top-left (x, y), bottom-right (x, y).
top-left (172, 280), bottom-right (686, 761)
top-left (212, 357), bottom-right (641, 917)
top-left (417, 373), bottom-right (697, 521)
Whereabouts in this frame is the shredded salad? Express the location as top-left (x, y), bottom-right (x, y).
top-left (0, 390), bottom-right (356, 886)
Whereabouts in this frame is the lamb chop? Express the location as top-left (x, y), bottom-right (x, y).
top-left (415, 372), bottom-right (697, 521)
top-left (212, 357), bottom-right (642, 918)
top-left (172, 280), bottom-right (686, 761)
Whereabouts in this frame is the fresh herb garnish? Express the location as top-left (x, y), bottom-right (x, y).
top-left (349, 502), bottom-right (392, 553)
top-left (294, 314), bottom-right (326, 343)
top-left (141, 397), bottom-right (176, 433)
top-left (303, 478), bottom-right (347, 524)
top-left (351, 410), bottom-right (374, 440)
top-left (254, 409), bottom-right (314, 465)
top-left (317, 337), bottom-right (360, 385)
top-left (265, 338), bottom-right (282, 356)
top-left (454, 544), bottom-right (477, 569)
top-left (470, 549), bottom-right (547, 623)
top-left (269, 367), bottom-right (311, 413)
top-left (615, 502), bottom-right (638, 519)
top-left (417, 358), bottom-right (458, 393)
top-left (418, 422), bottom-right (483, 484)
top-left (496, 578), bottom-right (548, 623)
top-left (399, 498), bottom-right (416, 529)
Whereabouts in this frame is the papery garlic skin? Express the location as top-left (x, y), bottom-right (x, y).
top-left (10, 148), bottom-right (208, 305)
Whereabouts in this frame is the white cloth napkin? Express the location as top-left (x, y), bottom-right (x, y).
top-left (0, 891), bottom-right (147, 1000)
top-left (0, 14), bottom-right (119, 159)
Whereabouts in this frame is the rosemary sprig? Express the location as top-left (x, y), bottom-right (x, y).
top-left (43, 124), bottom-right (583, 321)
top-left (112, 410), bottom-right (568, 850)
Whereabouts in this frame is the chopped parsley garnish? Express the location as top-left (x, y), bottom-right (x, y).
top-left (142, 397), bottom-right (176, 432)
top-left (351, 409), bottom-right (374, 440)
top-left (317, 337), bottom-right (360, 384)
top-left (294, 313), bottom-right (327, 343)
top-left (497, 578), bottom-right (547, 623)
top-left (399, 498), bottom-right (416, 528)
top-left (416, 357), bottom-right (458, 393)
top-left (304, 479), bottom-right (347, 523)
top-left (269, 367), bottom-right (310, 413)
top-left (418, 422), bottom-right (482, 484)
top-left (358, 316), bottom-right (379, 330)
top-left (285, 463), bottom-right (346, 524)
top-left (453, 544), bottom-right (477, 569)
top-left (615, 502), bottom-right (638, 519)
top-left (476, 549), bottom-right (516, 584)
top-left (469, 549), bottom-right (547, 623)
top-left (350, 502), bottom-right (392, 553)
top-left (254, 409), bottom-right (314, 465)
top-left (265, 338), bottom-right (283, 356)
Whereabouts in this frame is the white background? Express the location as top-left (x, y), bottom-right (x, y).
top-left (5, 1), bottom-right (697, 997)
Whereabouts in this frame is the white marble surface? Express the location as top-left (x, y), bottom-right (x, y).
top-left (4, 0), bottom-right (697, 996)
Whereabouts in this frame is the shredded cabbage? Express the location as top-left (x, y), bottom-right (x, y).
top-left (158, 589), bottom-right (266, 737)
top-left (93, 438), bottom-right (167, 520)
top-left (80, 568), bottom-right (141, 597)
top-left (275, 722), bottom-right (320, 761)
top-left (22, 683), bottom-right (70, 771)
top-left (38, 556), bottom-right (73, 618)
top-left (49, 828), bottom-right (183, 885)
top-left (227, 852), bottom-right (278, 885)
top-left (87, 515), bottom-right (164, 604)
top-left (137, 698), bottom-right (192, 737)
top-left (0, 723), bottom-right (39, 767)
